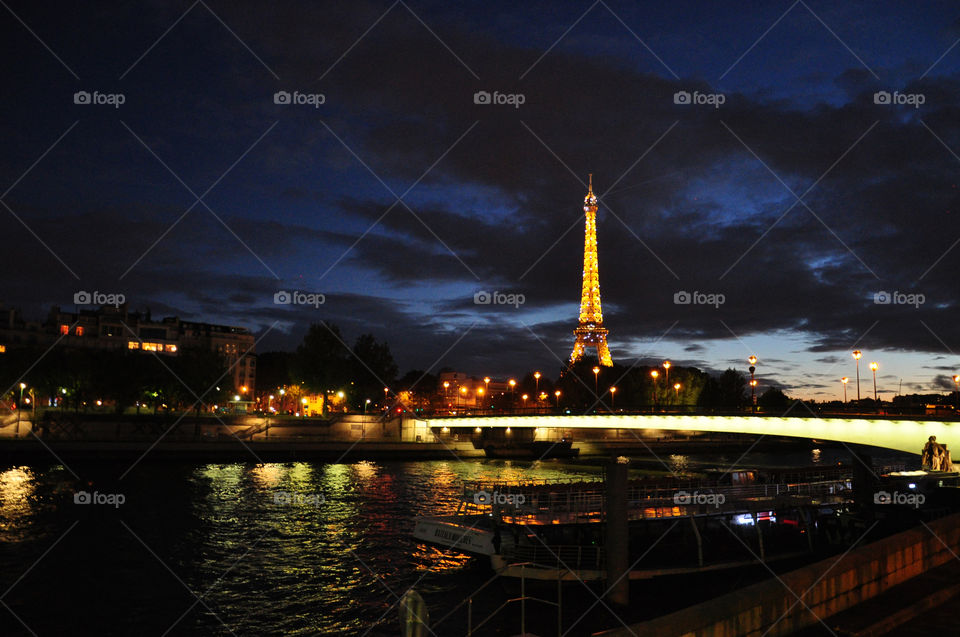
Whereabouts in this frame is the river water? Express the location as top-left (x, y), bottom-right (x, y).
top-left (0, 448), bottom-right (914, 636)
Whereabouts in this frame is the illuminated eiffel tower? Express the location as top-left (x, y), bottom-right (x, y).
top-left (570, 175), bottom-right (613, 367)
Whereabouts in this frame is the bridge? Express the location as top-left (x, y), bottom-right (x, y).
top-left (414, 414), bottom-right (960, 454)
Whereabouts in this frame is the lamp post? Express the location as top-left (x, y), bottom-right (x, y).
top-left (841, 377), bottom-right (849, 404)
top-left (748, 355), bottom-right (757, 413)
top-left (592, 366), bottom-right (600, 398)
top-left (534, 371), bottom-right (541, 396)
top-left (663, 360), bottom-right (671, 385)
top-left (521, 393), bottom-right (528, 410)
top-left (852, 350), bottom-right (862, 405)
top-left (870, 362), bottom-right (879, 409)
top-left (674, 382), bottom-right (681, 399)
top-left (477, 387), bottom-right (484, 410)
top-left (610, 386), bottom-right (617, 411)
top-left (508, 379), bottom-right (516, 409)
top-left (954, 375), bottom-right (960, 410)
top-left (650, 370), bottom-right (659, 411)
top-left (554, 389), bottom-right (561, 409)
top-left (16, 382), bottom-right (26, 439)
top-left (459, 386), bottom-right (467, 410)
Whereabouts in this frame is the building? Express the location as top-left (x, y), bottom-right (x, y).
top-left (0, 303), bottom-right (256, 392)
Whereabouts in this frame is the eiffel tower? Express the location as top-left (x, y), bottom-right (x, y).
top-left (570, 175), bottom-right (613, 367)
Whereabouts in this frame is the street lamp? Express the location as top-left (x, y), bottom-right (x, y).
top-left (477, 387), bottom-right (485, 410)
top-left (459, 385), bottom-right (467, 409)
top-left (674, 382), bottom-right (681, 399)
top-left (841, 377), bottom-right (849, 404)
top-left (521, 393), bottom-right (528, 410)
top-left (852, 351), bottom-right (862, 404)
top-left (592, 366), bottom-right (600, 398)
top-left (954, 375), bottom-right (960, 410)
top-left (554, 389), bottom-right (561, 408)
top-left (650, 370), bottom-right (659, 410)
top-left (364, 398), bottom-right (371, 415)
top-left (16, 382), bottom-right (26, 438)
top-left (484, 377), bottom-right (490, 395)
top-left (534, 371), bottom-right (541, 395)
top-left (870, 362), bottom-right (879, 408)
top-left (748, 356), bottom-right (757, 413)
top-left (663, 360), bottom-right (671, 385)
top-left (609, 386), bottom-right (617, 410)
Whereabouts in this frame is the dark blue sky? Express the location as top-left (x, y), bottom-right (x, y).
top-left (3, 1), bottom-right (960, 398)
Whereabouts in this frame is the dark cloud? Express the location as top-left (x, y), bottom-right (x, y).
top-left (2, 1), bottom-right (960, 385)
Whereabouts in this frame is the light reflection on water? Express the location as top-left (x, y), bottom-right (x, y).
top-left (0, 459), bottom-right (600, 635)
top-left (0, 451), bottom-right (914, 635)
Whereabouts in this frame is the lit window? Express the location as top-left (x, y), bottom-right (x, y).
top-left (165, 344), bottom-right (177, 353)
top-left (142, 343), bottom-right (159, 352)
top-left (75, 326), bottom-right (84, 336)
top-left (128, 341), bottom-right (140, 349)
top-left (60, 325), bottom-right (69, 335)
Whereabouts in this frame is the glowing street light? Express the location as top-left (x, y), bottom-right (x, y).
top-left (870, 362), bottom-right (879, 406)
top-left (841, 377), bottom-right (849, 404)
top-left (748, 356), bottom-right (758, 413)
top-left (554, 389), bottom-right (561, 408)
top-left (16, 382), bottom-right (26, 438)
top-left (592, 366), bottom-right (600, 397)
top-left (521, 393), bottom-right (528, 409)
top-left (663, 360), bottom-right (671, 384)
top-left (650, 370), bottom-right (659, 410)
top-left (483, 376), bottom-right (491, 395)
top-left (609, 386), bottom-right (617, 410)
top-left (674, 382), bottom-right (681, 398)
top-left (852, 351), bottom-right (862, 404)
top-left (534, 371), bottom-right (541, 395)
top-left (954, 375), bottom-right (960, 409)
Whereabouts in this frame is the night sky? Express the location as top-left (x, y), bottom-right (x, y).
top-left (3, 1), bottom-right (960, 399)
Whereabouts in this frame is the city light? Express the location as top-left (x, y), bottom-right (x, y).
top-left (853, 350), bottom-right (862, 403)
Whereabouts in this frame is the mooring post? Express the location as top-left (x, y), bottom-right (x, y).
top-left (605, 456), bottom-right (629, 607)
top-left (852, 451), bottom-right (875, 507)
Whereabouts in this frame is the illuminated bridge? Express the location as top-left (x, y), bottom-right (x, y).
top-left (414, 414), bottom-right (960, 454)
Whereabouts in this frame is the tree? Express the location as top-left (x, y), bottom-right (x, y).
top-left (758, 387), bottom-right (791, 412)
top-left (352, 333), bottom-right (398, 406)
top-left (256, 351), bottom-right (293, 393)
top-left (717, 368), bottom-right (748, 410)
top-left (292, 322), bottom-right (351, 392)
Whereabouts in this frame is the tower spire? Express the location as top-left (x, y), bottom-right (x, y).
top-left (570, 175), bottom-right (613, 367)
